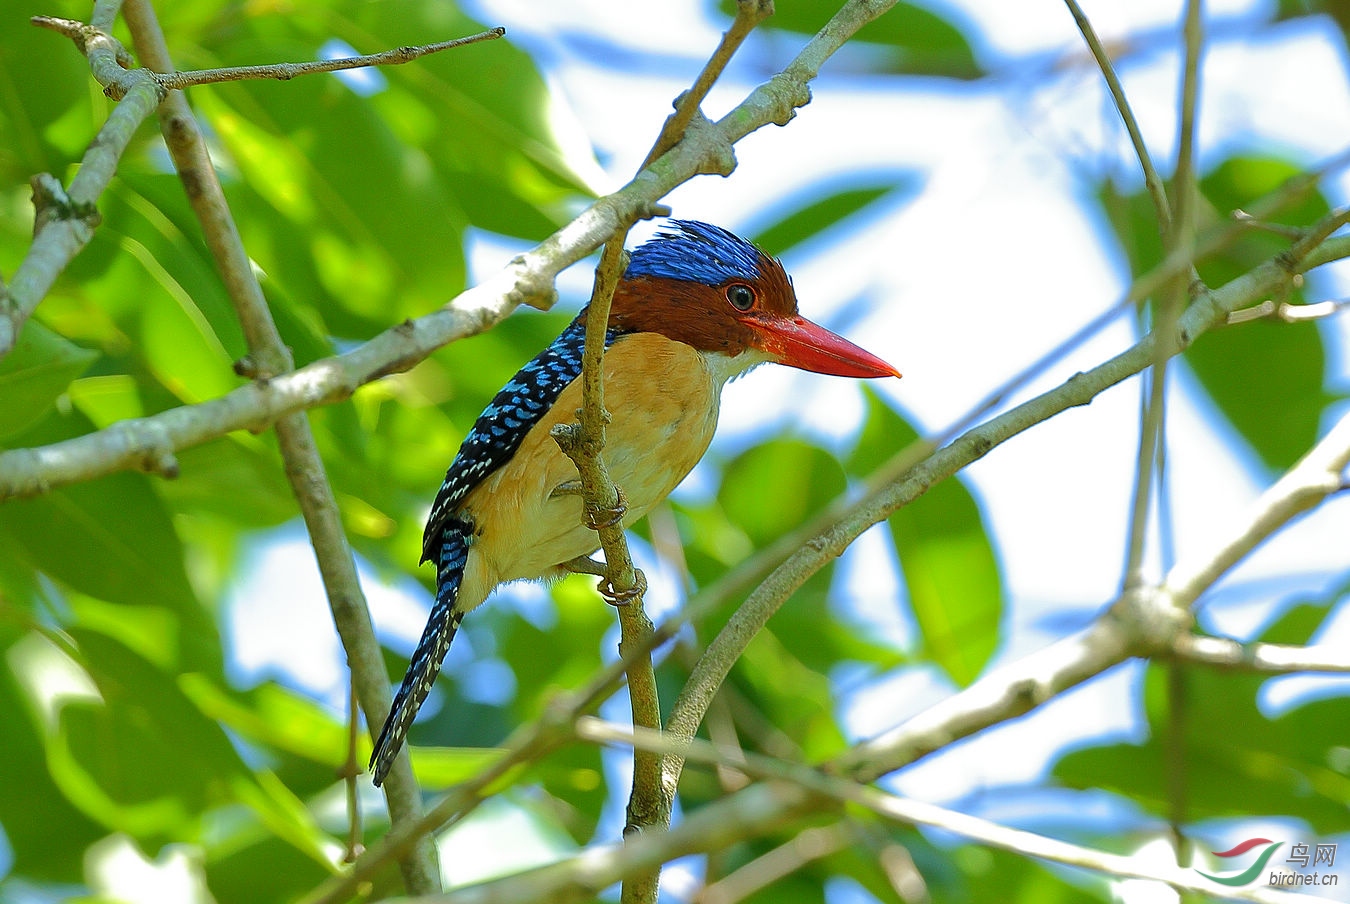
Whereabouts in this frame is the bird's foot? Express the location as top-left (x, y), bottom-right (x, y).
top-left (560, 554), bottom-right (608, 577)
top-left (598, 568), bottom-right (647, 607)
top-left (584, 486), bottom-right (628, 531)
top-left (548, 479), bottom-right (582, 499)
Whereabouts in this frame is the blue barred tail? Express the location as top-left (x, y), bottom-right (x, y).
top-left (370, 522), bottom-right (470, 786)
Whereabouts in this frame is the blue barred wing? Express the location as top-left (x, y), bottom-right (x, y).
top-left (420, 316), bottom-right (618, 562)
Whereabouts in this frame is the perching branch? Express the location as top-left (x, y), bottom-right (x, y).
top-left (550, 226), bottom-right (669, 904)
top-left (548, 7), bottom-right (778, 901)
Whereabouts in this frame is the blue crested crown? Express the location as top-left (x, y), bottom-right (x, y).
top-left (624, 220), bottom-right (765, 285)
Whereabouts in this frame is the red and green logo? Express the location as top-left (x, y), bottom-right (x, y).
top-left (1197, 838), bottom-right (1284, 887)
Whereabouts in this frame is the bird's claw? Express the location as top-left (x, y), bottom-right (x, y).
top-left (560, 554), bottom-right (607, 577)
top-left (598, 568), bottom-right (647, 607)
top-left (585, 486), bottom-right (628, 531)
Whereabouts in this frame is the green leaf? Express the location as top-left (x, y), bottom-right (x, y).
top-left (848, 390), bottom-right (1002, 686)
top-left (720, 0), bottom-right (983, 79)
top-left (0, 319), bottom-right (97, 441)
top-left (738, 626), bottom-right (848, 760)
top-left (204, 835), bottom-right (335, 904)
top-left (749, 177), bottom-right (920, 258)
top-left (718, 439), bottom-right (847, 547)
top-left (0, 630), bottom-right (105, 882)
top-left (0, 408), bottom-right (219, 671)
top-left (50, 629), bottom-right (248, 841)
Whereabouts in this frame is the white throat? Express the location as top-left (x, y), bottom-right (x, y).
top-left (701, 348), bottom-right (777, 388)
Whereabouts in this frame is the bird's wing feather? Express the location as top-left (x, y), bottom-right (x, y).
top-left (421, 316), bottom-right (618, 563)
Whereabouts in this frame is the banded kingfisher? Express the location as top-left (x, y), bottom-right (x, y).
top-left (370, 220), bottom-right (900, 785)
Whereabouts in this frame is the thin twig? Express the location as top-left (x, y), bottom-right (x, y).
top-left (640, 0), bottom-right (776, 170)
top-left (1140, 6), bottom-right (1204, 854)
top-left (30, 13), bottom-right (138, 89)
top-left (1062, 0), bottom-right (1172, 232)
top-left (1232, 208), bottom-right (1306, 239)
top-left (343, 674), bottom-right (363, 863)
top-left (32, 13), bottom-right (503, 101)
top-left (152, 29), bottom-right (505, 91)
top-left (1171, 635), bottom-right (1350, 672)
top-left (692, 823), bottom-right (856, 904)
top-left (1121, 0), bottom-right (1204, 593)
top-left (1226, 297), bottom-right (1350, 324)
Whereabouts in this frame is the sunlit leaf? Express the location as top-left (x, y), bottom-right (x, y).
top-left (749, 177), bottom-right (920, 258)
top-left (0, 630), bottom-right (104, 882)
top-left (0, 319), bottom-right (97, 440)
top-left (718, 439), bottom-right (846, 547)
top-left (848, 390), bottom-right (1002, 686)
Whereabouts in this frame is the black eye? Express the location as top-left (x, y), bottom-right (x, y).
top-left (726, 283), bottom-right (755, 311)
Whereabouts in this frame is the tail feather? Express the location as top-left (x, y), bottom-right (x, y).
top-left (370, 523), bottom-right (470, 786)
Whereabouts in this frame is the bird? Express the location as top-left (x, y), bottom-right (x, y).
top-left (369, 220), bottom-right (901, 785)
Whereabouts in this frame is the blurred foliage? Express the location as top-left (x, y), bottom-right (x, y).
top-left (1054, 592), bottom-right (1350, 835)
top-left (0, 0), bottom-right (1347, 902)
top-left (718, 0), bottom-right (983, 79)
top-left (1100, 155), bottom-right (1335, 472)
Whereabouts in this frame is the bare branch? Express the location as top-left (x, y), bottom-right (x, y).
top-left (1227, 297), bottom-right (1350, 324)
top-left (641, 0), bottom-right (776, 170)
top-left (152, 29), bottom-right (505, 91)
top-left (122, 0), bottom-right (439, 890)
top-left (545, 719), bottom-right (1327, 904)
top-left (1172, 635), bottom-right (1350, 673)
top-left (1162, 407), bottom-right (1350, 609)
top-left (665, 216), bottom-right (1350, 796)
top-left (549, 226), bottom-right (669, 904)
top-left (0, 81), bottom-right (160, 359)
